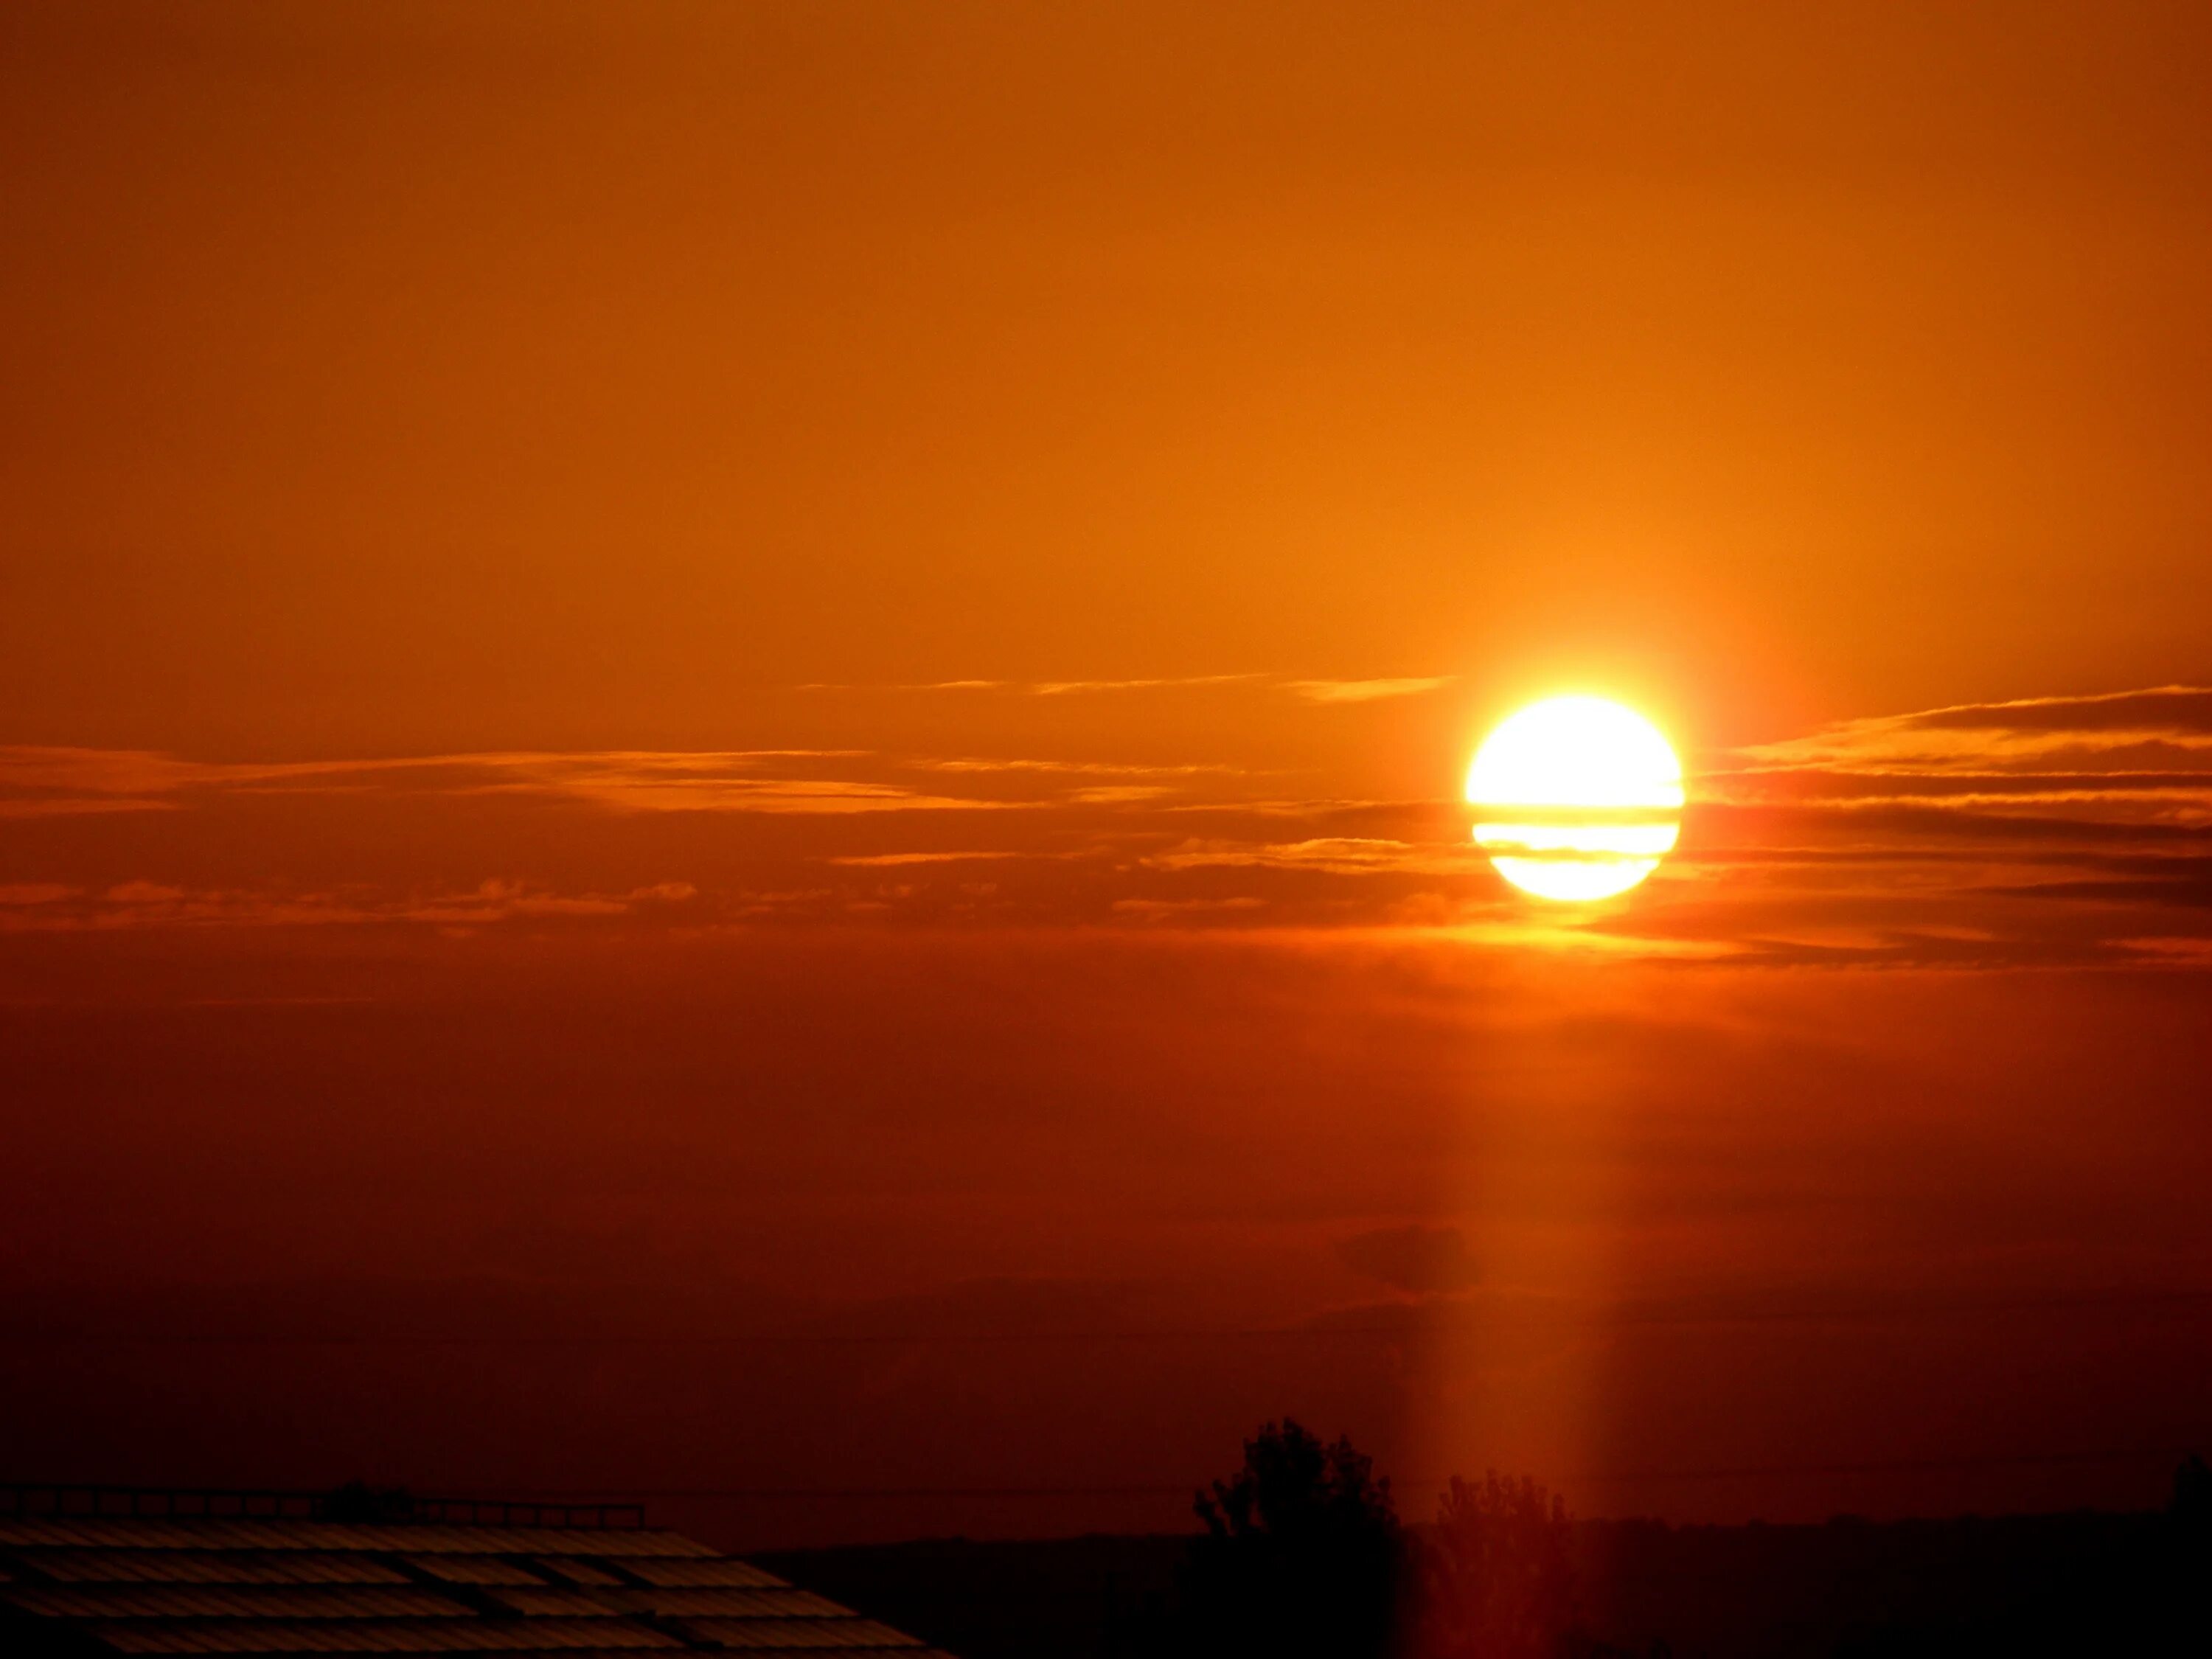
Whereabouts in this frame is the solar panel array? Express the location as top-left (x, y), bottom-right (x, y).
top-left (0, 1516), bottom-right (950, 1657)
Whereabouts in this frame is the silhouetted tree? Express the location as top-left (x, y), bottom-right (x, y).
top-left (1175, 1419), bottom-right (1402, 1659)
top-left (1413, 1472), bottom-right (1575, 1659)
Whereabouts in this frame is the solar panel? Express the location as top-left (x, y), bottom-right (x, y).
top-left (7, 1585), bottom-right (468, 1620)
top-left (607, 1556), bottom-right (786, 1589)
top-left (521, 1557), bottom-right (625, 1587)
top-left (0, 1493), bottom-right (933, 1657)
top-left (678, 1617), bottom-right (926, 1650)
top-left (400, 1556), bottom-right (549, 1587)
top-left (88, 1618), bottom-right (684, 1652)
top-left (16, 1550), bottom-right (414, 1585)
top-left (483, 1586), bottom-right (838, 1620)
top-left (517, 1530), bottom-right (714, 1560)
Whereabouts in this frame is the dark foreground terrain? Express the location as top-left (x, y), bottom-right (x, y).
top-left (764, 1508), bottom-right (2210, 1659)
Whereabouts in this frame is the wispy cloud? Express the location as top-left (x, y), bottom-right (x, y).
top-left (1067, 785), bottom-right (1178, 804)
top-left (801, 674), bottom-right (1267, 696)
top-left (1030, 673), bottom-right (1265, 696)
top-left (0, 747), bottom-right (1020, 818)
top-left (1286, 676), bottom-right (1455, 704)
top-left (0, 745), bottom-right (1268, 822)
top-left (0, 877), bottom-right (705, 934)
top-left (917, 757), bottom-right (1245, 777)
top-left (0, 796), bottom-right (181, 819)
top-left (1897, 686), bottom-right (2212, 736)
top-left (1710, 688), bottom-right (2212, 835)
top-left (1737, 686), bottom-right (2212, 773)
top-left (1146, 838), bottom-right (1484, 877)
top-left (467, 761), bottom-right (1021, 815)
top-left (827, 852), bottom-right (1029, 867)
top-left (801, 672), bottom-right (1455, 702)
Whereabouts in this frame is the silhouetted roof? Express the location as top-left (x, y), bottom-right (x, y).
top-left (0, 1498), bottom-right (951, 1657)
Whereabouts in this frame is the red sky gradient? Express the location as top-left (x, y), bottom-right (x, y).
top-left (4, 4), bottom-right (2211, 1548)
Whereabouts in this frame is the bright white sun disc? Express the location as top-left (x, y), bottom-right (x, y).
top-left (1467, 696), bottom-right (1683, 902)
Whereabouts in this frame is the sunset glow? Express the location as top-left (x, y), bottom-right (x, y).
top-left (1467, 697), bottom-right (1684, 901)
top-left (8, 7), bottom-right (2212, 1610)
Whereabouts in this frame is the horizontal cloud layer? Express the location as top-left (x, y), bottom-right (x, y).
top-left (3, 687), bottom-right (2209, 968)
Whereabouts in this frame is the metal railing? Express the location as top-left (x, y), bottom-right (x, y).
top-left (0, 1483), bottom-right (646, 1530)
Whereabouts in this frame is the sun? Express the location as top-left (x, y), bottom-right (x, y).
top-left (1466, 696), bottom-right (1684, 902)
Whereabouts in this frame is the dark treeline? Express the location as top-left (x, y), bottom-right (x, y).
top-left (1125, 1419), bottom-right (1599, 1659)
top-left (768, 1424), bottom-right (2212, 1659)
top-left (1131, 1422), bottom-right (2212, 1658)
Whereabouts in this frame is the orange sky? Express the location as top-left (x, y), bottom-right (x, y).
top-left (3, 3), bottom-right (2211, 1546)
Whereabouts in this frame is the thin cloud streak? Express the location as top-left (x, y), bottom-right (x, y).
top-left (1287, 676), bottom-right (1455, 703)
top-left (799, 673), bottom-right (1267, 695)
top-left (800, 672), bottom-right (1453, 701)
top-left (0, 878), bottom-right (704, 935)
top-left (1736, 686), bottom-right (2212, 771)
top-left (829, 852), bottom-right (1029, 867)
top-left (0, 747), bottom-right (1018, 818)
top-left (1146, 838), bottom-right (1487, 877)
top-left (918, 757), bottom-right (1248, 778)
